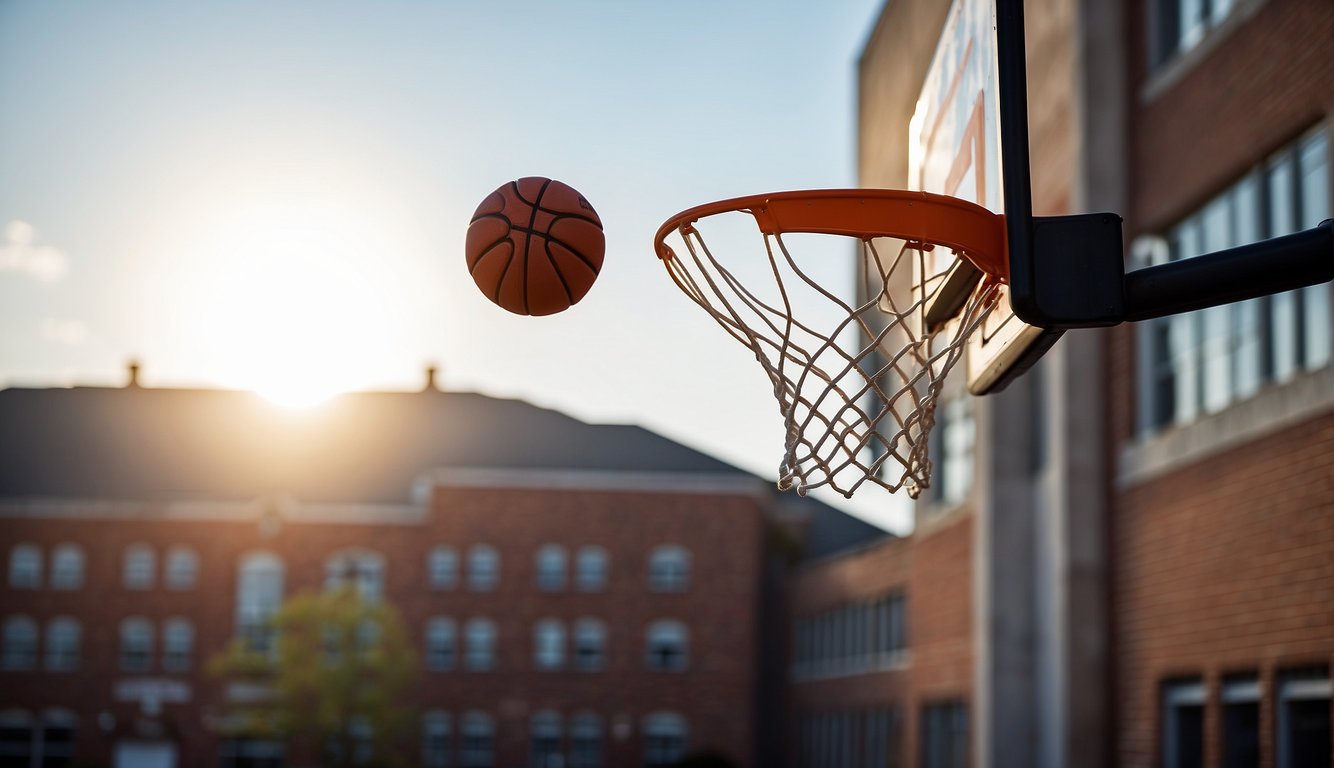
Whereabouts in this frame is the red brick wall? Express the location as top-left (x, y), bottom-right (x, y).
top-left (786, 513), bottom-right (974, 768)
top-left (0, 482), bottom-right (769, 768)
top-left (1112, 413), bottom-right (1334, 767)
top-left (1129, 0), bottom-right (1334, 231)
top-left (1114, 2), bottom-right (1334, 766)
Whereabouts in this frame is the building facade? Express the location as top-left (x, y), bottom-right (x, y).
top-left (796, 0), bottom-right (1334, 767)
top-left (0, 380), bottom-right (884, 768)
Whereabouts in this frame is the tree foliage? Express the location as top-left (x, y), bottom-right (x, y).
top-left (210, 587), bottom-right (417, 768)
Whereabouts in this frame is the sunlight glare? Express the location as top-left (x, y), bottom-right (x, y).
top-left (173, 184), bottom-right (412, 403)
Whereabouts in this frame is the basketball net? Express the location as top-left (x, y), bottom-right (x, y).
top-left (662, 221), bottom-right (999, 499)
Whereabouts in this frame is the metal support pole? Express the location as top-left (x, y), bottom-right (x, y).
top-left (1123, 221), bottom-right (1334, 322)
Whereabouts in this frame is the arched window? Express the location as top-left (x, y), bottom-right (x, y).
top-left (122, 544), bottom-right (155, 590)
top-left (164, 547), bottom-right (199, 590)
top-left (0, 710), bottom-right (34, 762)
top-left (572, 618), bottom-right (606, 672)
top-left (50, 545), bottom-right (84, 590)
top-left (428, 546), bottom-right (459, 590)
top-left (162, 618), bottom-right (194, 672)
top-left (464, 619), bottom-right (496, 671)
top-left (8, 544), bottom-right (41, 589)
top-left (568, 712), bottom-right (603, 768)
top-left (425, 618), bottom-right (457, 671)
top-left (645, 620), bottom-right (689, 672)
top-left (2, 616), bottom-right (38, 670)
top-left (532, 619), bottom-right (565, 671)
top-left (642, 712), bottom-right (688, 768)
top-left (468, 546), bottom-right (499, 592)
top-left (44, 618), bottom-right (80, 672)
top-left (535, 545), bottom-right (566, 591)
top-left (39, 710), bottom-right (77, 765)
top-left (647, 546), bottom-right (690, 592)
top-left (575, 546), bottom-right (608, 592)
top-left (325, 549), bottom-right (384, 602)
top-left (236, 552), bottom-right (284, 653)
top-left (460, 710), bottom-right (494, 768)
top-left (529, 710), bottom-right (562, 768)
top-left (422, 710), bottom-right (451, 768)
top-left (119, 617), bottom-right (153, 672)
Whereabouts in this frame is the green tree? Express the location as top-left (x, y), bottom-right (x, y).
top-left (210, 587), bottom-right (417, 768)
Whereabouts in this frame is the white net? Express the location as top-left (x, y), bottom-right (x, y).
top-left (662, 218), bottom-right (999, 498)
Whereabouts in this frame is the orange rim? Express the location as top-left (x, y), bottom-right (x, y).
top-left (654, 189), bottom-right (1008, 282)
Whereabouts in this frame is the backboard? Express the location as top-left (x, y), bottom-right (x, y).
top-left (909, 0), bottom-right (1061, 395)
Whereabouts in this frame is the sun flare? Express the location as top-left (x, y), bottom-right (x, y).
top-left (167, 181), bottom-right (418, 404)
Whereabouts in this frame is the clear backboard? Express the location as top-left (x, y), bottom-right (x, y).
top-left (910, 0), bottom-right (1061, 395)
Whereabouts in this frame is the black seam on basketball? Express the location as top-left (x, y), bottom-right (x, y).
top-left (544, 236), bottom-right (576, 306)
top-left (544, 216), bottom-right (602, 271)
top-left (510, 180), bottom-right (536, 207)
top-left (509, 180), bottom-right (601, 226)
top-left (474, 214), bottom-right (601, 252)
top-left (528, 206), bottom-right (601, 227)
top-left (470, 211), bottom-right (514, 226)
top-left (467, 233), bottom-right (512, 272)
top-left (523, 179), bottom-right (553, 315)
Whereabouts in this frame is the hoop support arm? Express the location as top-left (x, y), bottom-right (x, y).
top-left (1122, 220), bottom-right (1334, 322)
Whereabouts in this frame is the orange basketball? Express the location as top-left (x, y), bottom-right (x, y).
top-left (465, 177), bottom-right (605, 315)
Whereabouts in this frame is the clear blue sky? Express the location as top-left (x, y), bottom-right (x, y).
top-left (0, 0), bottom-right (908, 530)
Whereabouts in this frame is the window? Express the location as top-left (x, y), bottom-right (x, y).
top-left (460, 711), bottom-right (494, 768)
top-left (645, 620), bottom-right (688, 672)
top-left (642, 712), bottom-right (687, 768)
top-left (468, 546), bottom-right (499, 592)
top-left (568, 712), bottom-right (602, 768)
top-left (1149, 0), bottom-right (1238, 68)
top-left (162, 618), bottom-right (193, 672)
top-left (217, 738), bottom-right (284, 768)
top-left (423, 710), bottom-right (452, 768)
top-left (8, 545), bottom-right (41, 589)
top-left (1138, 128), bottom-right (1330, 434)
top-left (575, 547), bottom-right (608, 592)
top-left (2, 616), bottom-right (38, 670)
top-left (647, 546), bottom-right (690, 592)
top-left (921, 701), bottom-right (967, 768)
top-left (927, 396), bottom-right (974, 506)
top-left (429, 546), bottom-right (459, 590)
top-left (464, 619), bottom-right (496, 671)
top-left (123, 544), bottom-right (155, 590)
top-left (426, 618), bottom-right (457, 671)
top-left (572, 619), bottom-right (606, 671)
top-left (0, 711), bottom-right (76, 768)
top-left (1221, 675), bottom-right (1259, 768)
top-left (348, 717), bottom-right (374, 766)
top-left (1277, 668), bottom-right (1331, 768)
top-left (0, 712), bottom-right (31, 766)
top-left (529, 711), bottom-right (562, 768)
top-left (1161, 679), bottom-right (1205, 768)
top-left (44, 618), bottom-right (80, 672)
top-left (875, 592), bottom-right (908, 658)
top-left (325, 549), bottom-right (384, 603)
top-left (236, 552), bottom-right (284, 654)
top-left (164, 547), bottom-right (199, 590)
top-left (533, 619), bottom-right (565, 671)
top-left (49, 545), bottom-right (83, 590)
top-left (535, 545), bottom-right (566, 591)
top-left (120, 617), bottom-right (154, 672)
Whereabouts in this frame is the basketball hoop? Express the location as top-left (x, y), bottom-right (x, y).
top-left (654, 190), bottom-right (1006, 498)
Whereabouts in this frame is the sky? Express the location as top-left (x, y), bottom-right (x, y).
top-left (0, 0), bottom-right (912, 532)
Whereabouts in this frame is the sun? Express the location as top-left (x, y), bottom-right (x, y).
top-left (169, 184), bottom-right (415, 404)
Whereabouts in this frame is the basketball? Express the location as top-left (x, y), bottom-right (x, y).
top-left (465, 177), bottom-right (605, 316)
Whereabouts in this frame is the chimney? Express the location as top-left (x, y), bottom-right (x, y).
top-left (423, 364), bottom-right (439, 392)
top-left (126, 360), bottom-right (141, 388)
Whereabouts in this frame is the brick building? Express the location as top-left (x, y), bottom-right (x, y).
top-left (0, 376), bottom-right (884, 768)
top-left (789, 0), bottom-right (1332, 767)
